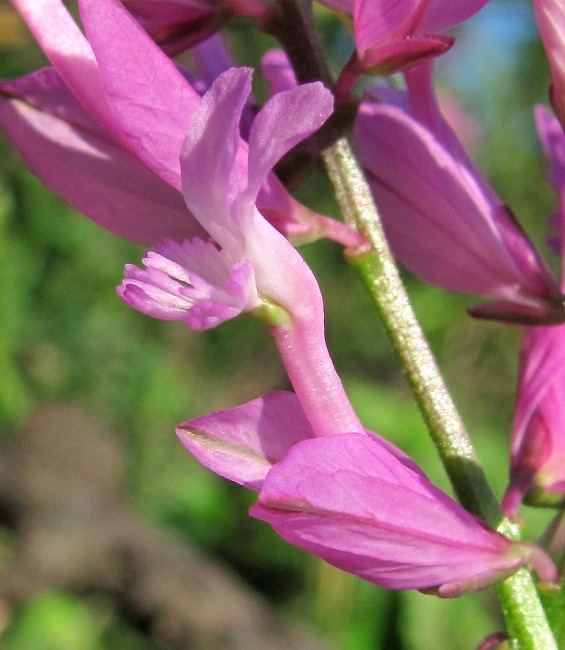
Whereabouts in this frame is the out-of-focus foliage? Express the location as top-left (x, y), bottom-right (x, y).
top-left (0, 1), bottom-right (557, 648)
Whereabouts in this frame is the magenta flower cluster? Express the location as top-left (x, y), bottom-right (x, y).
top-left (2, 0), bottom-right (565, 611)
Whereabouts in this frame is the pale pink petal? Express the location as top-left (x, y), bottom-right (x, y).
top-left (78, 0), bottom-right (202, 190)
top-left (180, 67), bottom-right (252, 247)
top-left (252, 434), bottom-right (555, 592)
top-left (246, 82), bottom-right (334, 201)
top-left (0, 69), bottom-right (204, 244)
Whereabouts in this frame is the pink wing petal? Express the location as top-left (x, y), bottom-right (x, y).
top-left (78, 0), bottom-right (202, 190)
top-left (0, 69), bottom-right (204, 245)
top-left (503, 324), bottom-right (565, 514)
top-left (359, 34), bottom-right (452, 74)
top-left (354, 0), bottom-right (422, 53)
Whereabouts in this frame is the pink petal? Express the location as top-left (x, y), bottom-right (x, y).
top-left (78, 0), bottom-right (202, 190)
top-left (252, 434), bottom-right (553, 592)
top-left (246, 82), bottom-right (334, 201)
top-left (0, 69), bottom-right (204, 245)
top-left (176, 392), bottom-right (424, 489)
top-left (354, 0), bottom-right (423, 52)
top-left (176, 392), bottom-right (318, 490)
top-left (354, 100), bottom-right (561, 308)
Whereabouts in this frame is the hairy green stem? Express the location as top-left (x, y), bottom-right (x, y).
top-left (496, 520), bottom-right (558, 650)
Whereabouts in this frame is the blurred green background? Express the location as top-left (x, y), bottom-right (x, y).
top-left (0, 0), bottom-right (559, 648)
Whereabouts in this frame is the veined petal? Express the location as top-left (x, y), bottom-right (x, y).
top-left (354, 0), bottom-right (423, 52)
top-left (78, 0), bottom-right (202, 190)
top-left (354, 100), bottom-right (561, 310)
top-left (117, 238), bottom-right (260, 329)
top-left (10, 0), bottom-right (115, 135)
top-left (0, 69), bottom-right (204, 245)
top-left (252, 434), bottom-right (556, 592)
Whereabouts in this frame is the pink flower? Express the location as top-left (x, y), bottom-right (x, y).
top-left (0, 0), bottom-right (359, 247)
top-left (119, 67), bottom-right (363, 438)
top-left (353, 64), bottom-right (563, 323)
top-left (177, 391), bottom-right (556, 594)
top-left (502, 107), bottom-right (565, 515)
top-left (337, 0), bottom-right (489, 82)
top-left (534, 0), bottom-right (565, 132)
